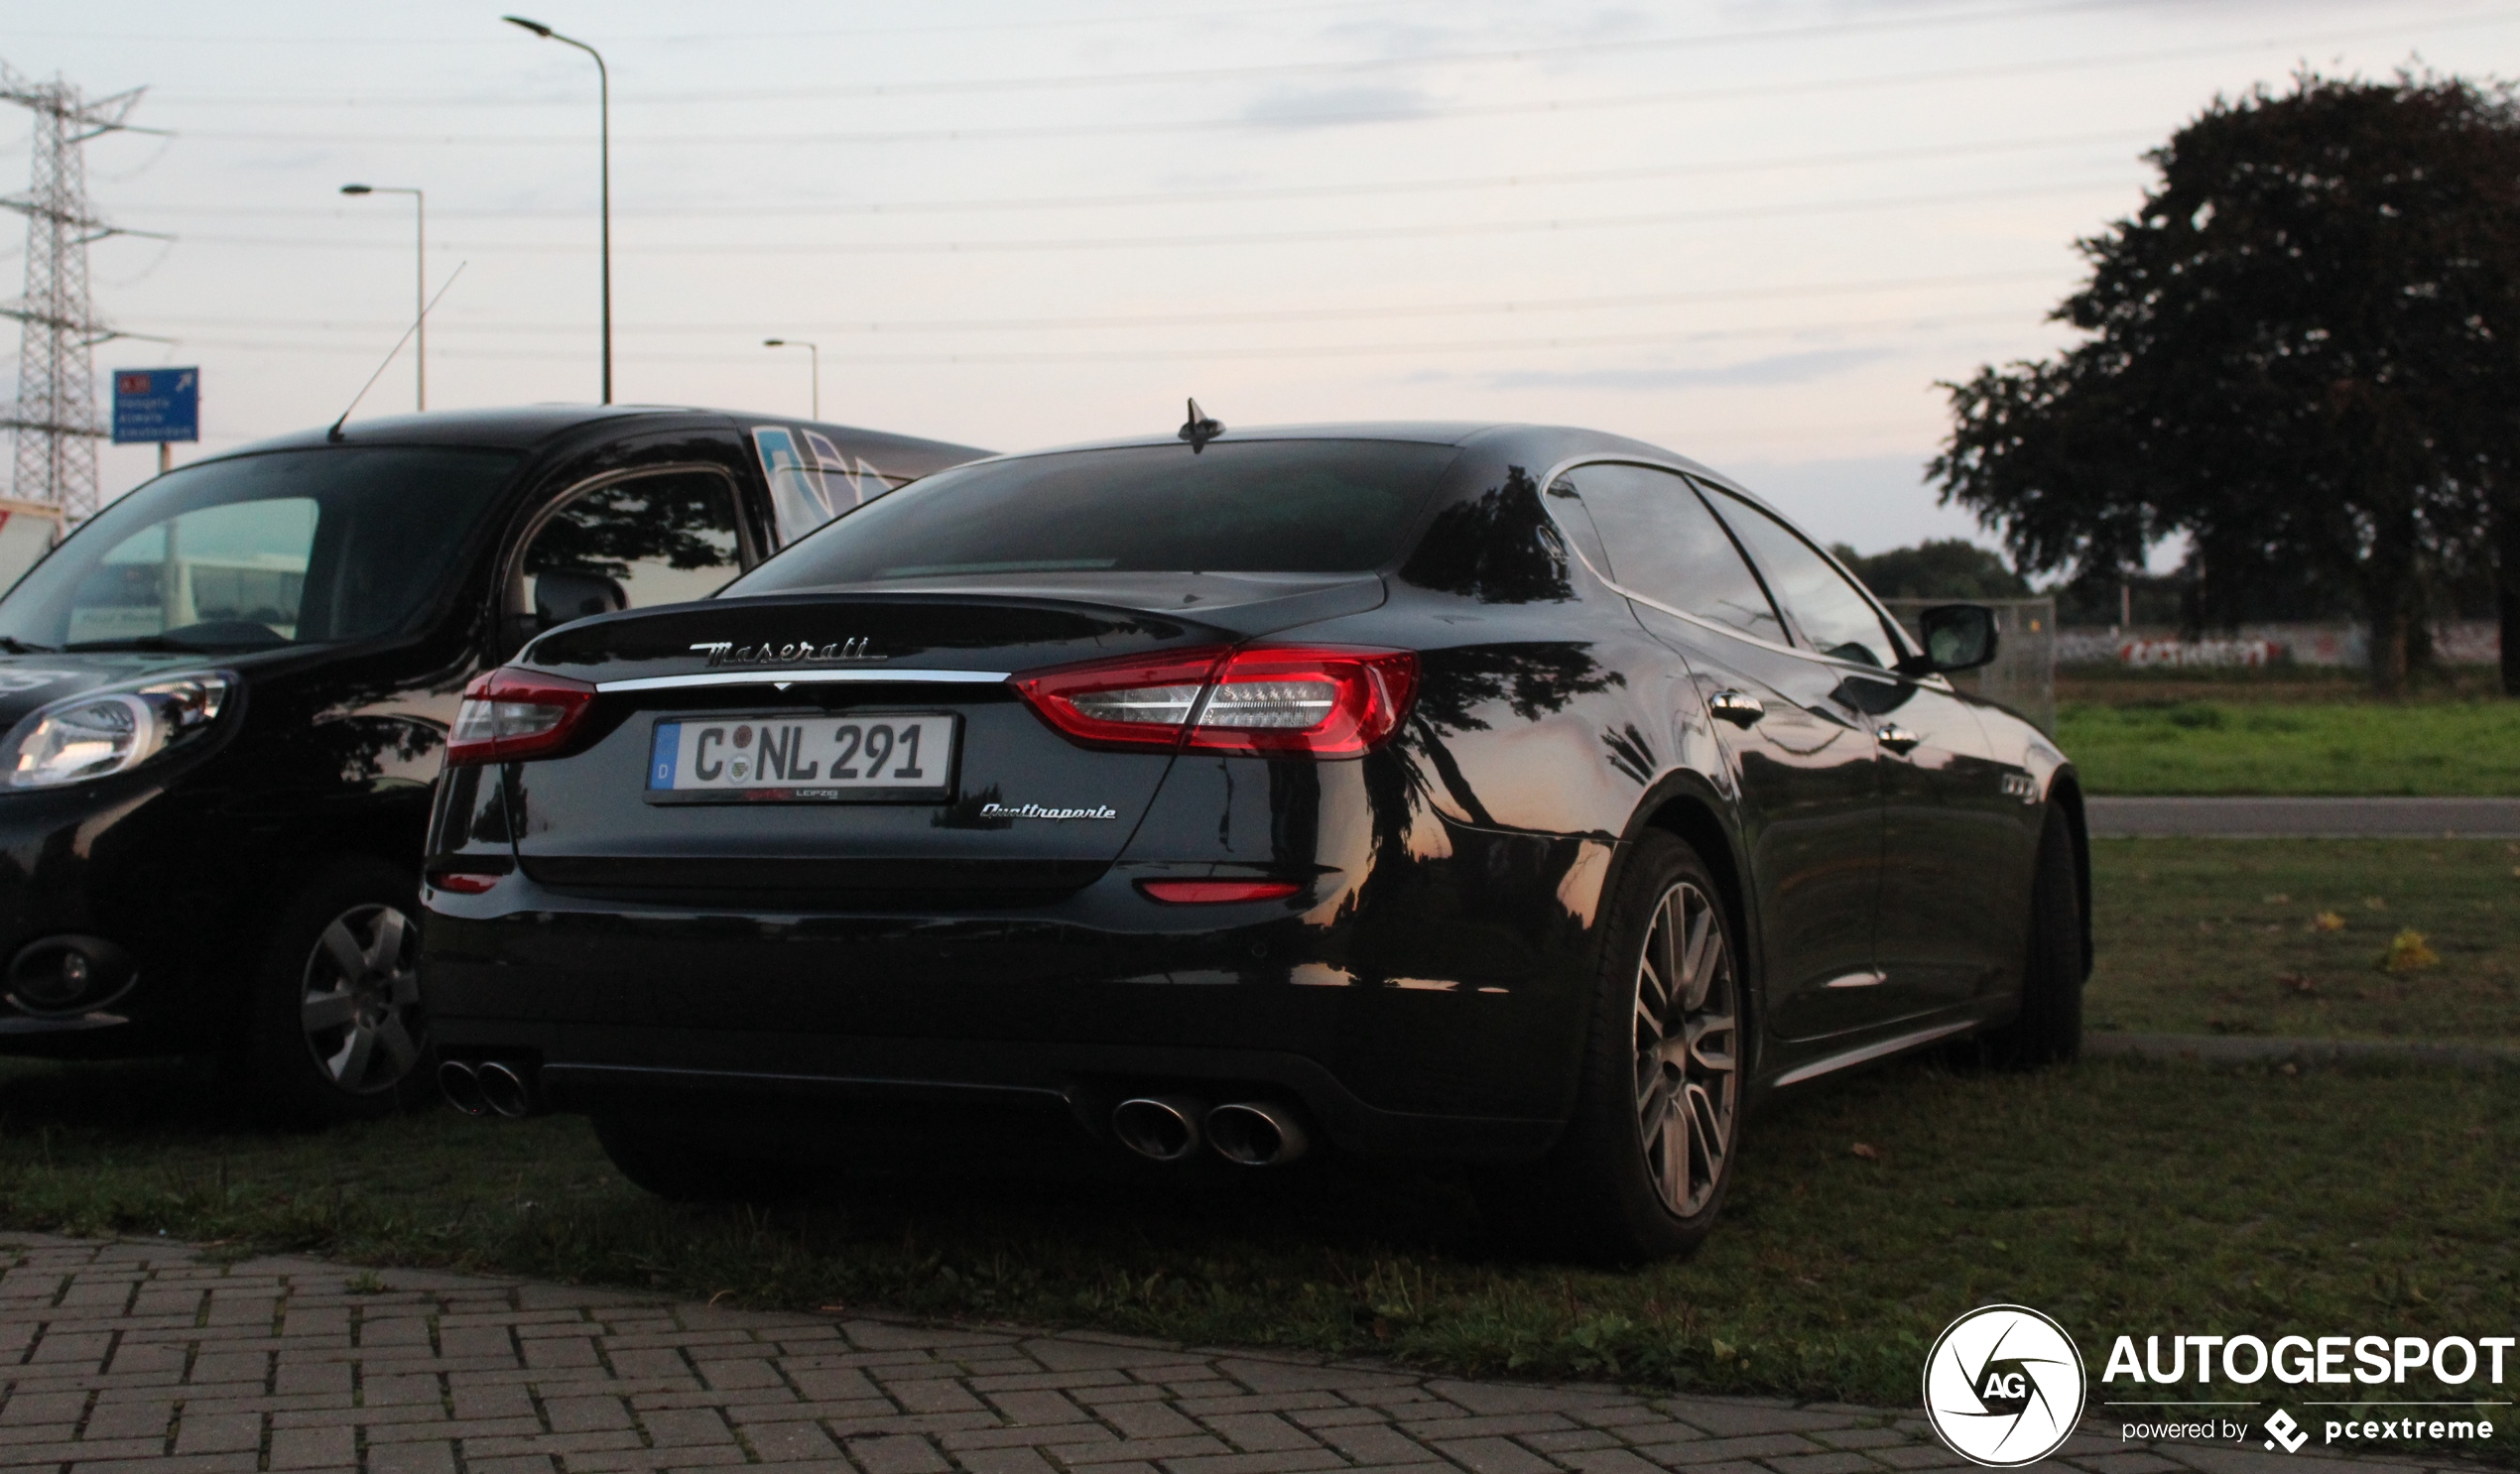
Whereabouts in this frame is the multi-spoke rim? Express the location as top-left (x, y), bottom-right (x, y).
top-left (299, 903), bottom-right (424, 1096)
top-left (1632, 880), bottom-right (1738, 1218)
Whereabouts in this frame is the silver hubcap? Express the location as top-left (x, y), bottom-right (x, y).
top-left (299, 903), bottom-right (423, 1096)
top-left (1633, 880), bottom-right (1738, 1218)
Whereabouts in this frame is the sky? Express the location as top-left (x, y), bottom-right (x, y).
top-left (8, 0), bottom-right (2520, 560)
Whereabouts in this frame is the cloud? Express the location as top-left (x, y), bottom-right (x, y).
top-left (1238, 85), bottom-right (1433, 129)
top-left (1480, 347), bottom-right (1894, 392)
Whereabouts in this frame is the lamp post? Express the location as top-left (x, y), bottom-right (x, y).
top-left (503, 15), bottom-right (610, 404)
top-left (763, 338), bottom-right (819, 419)
top-left (338, 184), bottom-right (426, 411)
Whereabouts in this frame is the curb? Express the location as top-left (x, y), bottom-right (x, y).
top-left (2085, 1032), bottom-right (2520, 1070)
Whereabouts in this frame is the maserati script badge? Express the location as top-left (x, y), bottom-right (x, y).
top-left (689, 637), bottom-right (876, 666)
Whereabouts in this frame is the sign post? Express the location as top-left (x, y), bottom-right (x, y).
top-left (111, 368), bottom-right (199, 475)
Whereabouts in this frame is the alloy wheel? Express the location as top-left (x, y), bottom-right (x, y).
top-left (1632, 880), bottom-right (1738, 1217)
top-left (298, 902), bottom-right (424, 1096)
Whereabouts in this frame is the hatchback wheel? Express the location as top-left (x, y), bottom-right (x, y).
top-left (247, 859), bottom-right (430, 1122)
top-left (1480, 830), bottom-right (1742, 1262)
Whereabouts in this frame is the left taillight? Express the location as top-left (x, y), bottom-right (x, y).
top-left (444, 668), bottom-right (597, 766)
top-left (1014, 644), bottom-right (1418, 758)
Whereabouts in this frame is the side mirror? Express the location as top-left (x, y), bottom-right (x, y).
top-left (1915, 603), bottom-right (1998, 673)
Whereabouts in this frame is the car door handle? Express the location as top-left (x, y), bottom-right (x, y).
top-left (1708, 689), bottom-right (1765, 727)
top-left (1875, 723), bottom-right (1922, 754)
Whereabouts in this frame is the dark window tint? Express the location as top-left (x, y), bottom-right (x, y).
top-left (521, 471), bottom-right (743, 628)
top-left (1701, 485), bottom-right (1901, 667)
top-left (0, 447), bottom-right (515, 652)
top-left (729, 439), bottom-right (1457, 591)
top-left (1557, 462), bottom-right (1786, 644)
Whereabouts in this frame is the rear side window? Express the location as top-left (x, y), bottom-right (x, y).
top-left (521, 471), bottom-right (743, 629)
top-left (1701, 485), bottom-right (1902, 668)
top-left (728, 439), bottom-right (1457, 591)
top-left (1556, 462), bottom-right (1786, 645)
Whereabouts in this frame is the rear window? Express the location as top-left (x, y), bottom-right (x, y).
top-left (726, 439), bottom-right (1457, 592)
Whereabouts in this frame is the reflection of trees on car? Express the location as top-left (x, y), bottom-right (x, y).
top-left (526, 476), bottom-right (738, 578)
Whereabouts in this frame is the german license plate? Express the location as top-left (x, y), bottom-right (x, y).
top-left (645, 713), bottom-right (955, 802)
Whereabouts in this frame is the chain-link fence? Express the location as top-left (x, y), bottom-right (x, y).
top-left (1883, 597), bottom-right (2057, 734)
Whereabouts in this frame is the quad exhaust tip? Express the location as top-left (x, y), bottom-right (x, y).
top-left (439, 1058), bottom-right (537, 1118)
top-left (1206, 1101), bottom-right (1308, 1167)
top-left (1111, 1094), bottom-right (1206, 1162)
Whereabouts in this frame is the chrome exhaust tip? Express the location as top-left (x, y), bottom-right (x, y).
top-left (1206, 1101), bottom-right (1309, 1166)
top-left (438, 1059), bottom-right (488, 1117)
top-left (474, 1060), bottom-right (534, 1119)
top-left (1111, 1095), bottom-right (1207, 1163)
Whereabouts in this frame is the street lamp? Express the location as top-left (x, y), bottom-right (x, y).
top-left (763, 338), bottom-right (819, 420)
top-left (503, 15), bottom-right (611, 405)
top-left (339, 184), bottom-right (426, 411)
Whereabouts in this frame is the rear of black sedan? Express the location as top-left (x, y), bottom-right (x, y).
top-left (420, 421), bottom-right (2082, 1260)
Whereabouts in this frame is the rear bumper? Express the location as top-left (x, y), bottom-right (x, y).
top-left (422, 842), bottom-right (1604, 1163)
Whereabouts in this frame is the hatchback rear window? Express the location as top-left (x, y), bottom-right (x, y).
top-left (726, 439), bottom-right (1457, 591)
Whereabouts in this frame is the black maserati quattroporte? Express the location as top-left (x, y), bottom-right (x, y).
top-left (420, 418), bottom-right (2088, 1260)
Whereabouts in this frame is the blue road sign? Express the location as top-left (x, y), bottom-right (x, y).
top-left (112, 367), bottom-right (198, 444)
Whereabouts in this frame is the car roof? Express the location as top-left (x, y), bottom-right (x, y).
top-left (208, 404), bottom-right (992, 465)
top-left (974, 420), bottom-right (1748, 495)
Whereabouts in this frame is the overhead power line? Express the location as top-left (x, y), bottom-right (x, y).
top-left (144, 268), bottom-right (2069, 339)
top-left (7, 0), bottom-right (1428, 48)
top-left (161, 307), bottom-right (2045, 368)
top-left (158, 11), bottom-right (2520, 147)
top-left (164, 177), bottom-right (2133, 258)
top-left (113, 130), bottom-right (2154, 224)
top-left (156, 0), bottom-right (2156, 106)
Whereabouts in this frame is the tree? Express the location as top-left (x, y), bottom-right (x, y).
top-left (1931, 70), bottom-right (2520, 695)
top-left (1830, 540), bottom-right (2031, 601)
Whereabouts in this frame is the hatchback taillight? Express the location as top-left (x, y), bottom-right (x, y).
top-left (1015, 645), bottom-right (1418, 758)
top-left (444, 668), bottom-right (598, 766)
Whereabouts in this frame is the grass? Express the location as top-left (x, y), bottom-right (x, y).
top-left (2086, 838), bottom-right (2520, 1041)
top-left (2049, 663), bottom-right (2520, 795)
top-left (0, 1053), bottom-right (2511, 1466)
top-left (2053, 698), bottom-right (2520, 796)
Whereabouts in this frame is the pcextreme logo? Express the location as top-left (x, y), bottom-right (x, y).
top-left (1923, 1305), bottom-right (2088, 1467)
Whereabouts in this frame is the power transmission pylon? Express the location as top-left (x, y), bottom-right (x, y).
top-left (0, 63), bottom-right (159, 520)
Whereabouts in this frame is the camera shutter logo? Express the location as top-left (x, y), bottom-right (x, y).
top-left (1923, 1305), bottom-right (2087, 1467)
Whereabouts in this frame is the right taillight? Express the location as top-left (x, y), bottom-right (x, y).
top-left (1014, 644), bottom-right (1417, 759)
top-left (444, 667), bottom-right (597, 766)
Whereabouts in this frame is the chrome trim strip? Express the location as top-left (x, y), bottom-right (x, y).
top-left (594, 668), bottom-right (1009, 693)
top-left (1770, 1019), bottom-right (1976, 1087)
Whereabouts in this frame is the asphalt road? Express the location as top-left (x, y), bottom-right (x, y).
top-left (2084, 796), bottom-right (2520, 838)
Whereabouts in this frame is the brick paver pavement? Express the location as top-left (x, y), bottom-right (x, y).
top-left (0, 1234), bottom-right (2486, 1474)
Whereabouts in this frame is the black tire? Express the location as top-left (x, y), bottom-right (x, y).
top-left (592, 1111), bottom-right (802, 1203)
top-left (1479, 830), bottom-right (1744, 1263)
top-left (1975, 809), bottom-right (2084, 1069)
top-left (244, 857), bottom-right (432, 1124)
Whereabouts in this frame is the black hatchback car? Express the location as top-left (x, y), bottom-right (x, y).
top-left (0, 404), bottom-right (984, 1120)
top-left (420, 420), bottom-right (2088, 1260)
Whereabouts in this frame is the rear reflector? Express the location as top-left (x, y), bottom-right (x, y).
top-left (445, 668), bottom-right (598, 766)
top-left (430, 872), bottom-right (500, 895)
top-left (1138, 879), bottom-right (1304, 904)
top-left (1015, 644), bottom-right (1417, 758)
